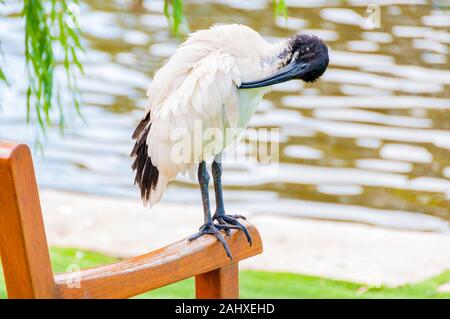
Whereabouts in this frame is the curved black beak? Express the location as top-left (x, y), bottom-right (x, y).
top-left (239, 61), bottom-right (309, 89)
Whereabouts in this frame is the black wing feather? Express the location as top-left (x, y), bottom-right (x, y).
top-left (131, 112), bottom-right (159, 203)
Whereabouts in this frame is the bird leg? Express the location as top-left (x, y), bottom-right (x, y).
top-left (211, 159), bottom-right (252, 246)
top-left (188, 161), bottom-right (232, 259)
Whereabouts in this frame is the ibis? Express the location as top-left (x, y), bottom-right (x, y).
top-left (131, 24), bottom-right (329, 258)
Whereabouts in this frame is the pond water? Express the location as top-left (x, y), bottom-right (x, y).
top-left (0, 0), bottom-right (449, 232)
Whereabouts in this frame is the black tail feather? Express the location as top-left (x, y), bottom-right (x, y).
top-left (131, 112), bottom-right (159, 203)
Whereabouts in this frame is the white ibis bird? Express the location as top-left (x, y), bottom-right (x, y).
top-left (131, 24), bottom-right (329, 258)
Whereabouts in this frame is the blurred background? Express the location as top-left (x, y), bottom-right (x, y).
top-left (1, 0), bottom-right (448, 231)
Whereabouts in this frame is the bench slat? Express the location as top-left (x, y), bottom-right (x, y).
top-left (54, 223), bottom-right (260, 299)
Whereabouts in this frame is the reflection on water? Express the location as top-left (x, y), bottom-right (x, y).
top-left (0, 0), bottom-right (449, 231)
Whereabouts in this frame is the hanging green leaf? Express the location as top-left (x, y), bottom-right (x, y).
top-left (0, 1), bottom-right (7, 85)
top-left (0, 63), bottom-right (7, 86)
top-left (164, 0), bottom-right (186, 36)
top-left (0, 68), bottom-right (6, 83)
top-left (22, 0), bottom-right (83, 133)
top-left (273, 0), bottom-right (288, 18)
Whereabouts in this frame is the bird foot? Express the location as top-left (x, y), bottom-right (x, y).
top-left (188, 222), bottom-right (232, 259)
top-left (213, 213), bottom-right (252, 246)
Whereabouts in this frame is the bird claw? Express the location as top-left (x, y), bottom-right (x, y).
top-left (227, 214), bottom-right (247, 220)
top-left (188, 222), bottom-right (232, 259)
top-left (213, 214), bottom-right (252, 246)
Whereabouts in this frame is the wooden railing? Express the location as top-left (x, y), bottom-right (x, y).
top-left (0, 141), bottom-right (262, 299)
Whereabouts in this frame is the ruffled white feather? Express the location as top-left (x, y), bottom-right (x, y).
top-left (143, 24), bottom-right (286, 205)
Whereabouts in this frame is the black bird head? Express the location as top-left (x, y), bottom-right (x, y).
top-left (288, 34), bottom-right (329, 83)
top-left (240, 34), bottom-right (329, 88)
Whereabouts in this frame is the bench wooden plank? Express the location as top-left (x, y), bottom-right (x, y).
top-left (54, 223), bottom-right (260, 299)
top-left (196, 263), bottom-right (239, 299)
top-left (0, 143), bottom-right (57, 298)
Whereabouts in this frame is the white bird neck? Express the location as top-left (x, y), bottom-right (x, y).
top-left (260, 39), bottom-right (292, 78)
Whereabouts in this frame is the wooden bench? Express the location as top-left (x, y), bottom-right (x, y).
top-left (0, 141), bottom-right (262, 299)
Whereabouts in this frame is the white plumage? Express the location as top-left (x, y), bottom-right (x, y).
top-left (132, 24), bottom-right (329, 214)
top-left (131, 23), bottom-right (329, 258)
top-left (136, 24), bottom-right (288, 205)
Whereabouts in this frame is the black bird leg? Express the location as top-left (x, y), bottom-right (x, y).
top-left (188, 161), bottom-right (232, 259)
top-left (211, 157), bottom-right (252, 246)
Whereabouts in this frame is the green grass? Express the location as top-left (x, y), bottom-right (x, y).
top-left (1, 247), bottom-right (449, 299)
